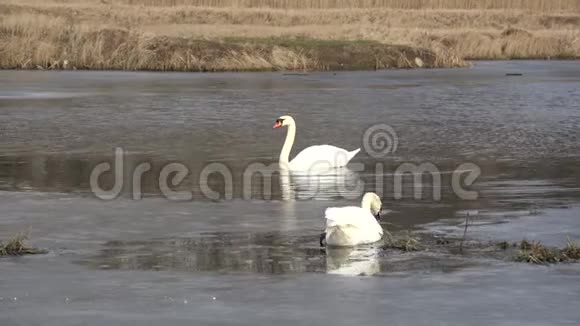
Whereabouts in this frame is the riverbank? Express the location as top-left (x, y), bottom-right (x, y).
top-left (1, 0), bottom-right (579, 71)
top-left (0, 32), bottom-right (463, 71)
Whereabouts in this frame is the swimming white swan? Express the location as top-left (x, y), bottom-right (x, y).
top-left (321, 192), bottom-right (384, 247)
top-left (273, 115), bottom-right (360, 171)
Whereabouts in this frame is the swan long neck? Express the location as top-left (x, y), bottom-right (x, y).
top-left (279, 122), bottom-right (296, 165)
top-left (361, 192), bottom-right (382, 215)
top-left (361, 196), bottom-right (372, 210)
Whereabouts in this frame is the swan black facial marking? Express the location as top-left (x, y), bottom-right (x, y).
top-left (375, 206), bottom-right (382, 221)
top-left (276, 118), bottom-right (284, 124)
top-left (319, 232), bottom-right (326, 247)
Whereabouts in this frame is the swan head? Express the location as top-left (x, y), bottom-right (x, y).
top-left (361, 192), bottom-right (382, 220)
top-left (273, 115), bottom-right (295, 129)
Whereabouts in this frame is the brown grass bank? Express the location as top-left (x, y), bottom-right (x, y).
top-left (0, 28), bottom-right (461, 71)
top-left (1, 0), bottom-right (579, 72)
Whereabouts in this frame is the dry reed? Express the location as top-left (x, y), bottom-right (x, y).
top-left (515, 238), bottom-right (580, 264)
top-left (1, 0), bottom-right (579, 71)
top-left (0, 233), bottom-right (45, 256)
top-left (122, 0), bottom-right (580, 12)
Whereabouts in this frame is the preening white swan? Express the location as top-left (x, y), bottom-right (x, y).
top-left (273, 115), bottom-right (360, 171)
top-left (321, 192), bottom-right (384, 247)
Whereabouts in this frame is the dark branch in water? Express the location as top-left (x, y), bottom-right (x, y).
top-left (459, 212), bottom-right (474, 254)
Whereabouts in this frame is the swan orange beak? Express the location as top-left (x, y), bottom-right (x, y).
top-left (273, 121), bottom-right (283, 129)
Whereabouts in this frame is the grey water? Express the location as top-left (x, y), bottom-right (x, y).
top-left (1, 61), bottom-right (580, 325)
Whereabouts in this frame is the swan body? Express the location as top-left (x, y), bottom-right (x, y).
top-left (323, 192), bottom-right (384, 247)
top-left (289, 145), bottom-right (360, 171)
top-left (273, 115), bottom-right (360, 171)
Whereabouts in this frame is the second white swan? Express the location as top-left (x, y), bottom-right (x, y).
top-left (273, 115), bottom-right (360, 171)
top-left (321, 192), bottom-right (384, 247)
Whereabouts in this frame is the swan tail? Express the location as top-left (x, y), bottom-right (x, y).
top-left (346, 148), bottom-right (360, 162)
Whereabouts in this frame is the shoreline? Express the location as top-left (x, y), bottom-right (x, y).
top-left (3, 59), bottom-right (579, 73)
top-left (1, 35), bottom-right (466, 72)
top-left (3, 55), bottom-right (578, 74)
top-left (2, 57), bottom-right (579, 73)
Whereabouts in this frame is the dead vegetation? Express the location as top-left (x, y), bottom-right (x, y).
top-left (0, 233), bottom-right (46, 257)
top-left (383, 230), bottom-right (423, 252)
top-left (385, 230), bottom-right (580, 266)
top-left (0, 26), bottom-right (458, 71)
top-left (1, 0), bottom-right (579, 71)
top-left (514, 240), bottom-right (565, 264)
top-left (122, 0), bottom-right (580, 11)
top-left (562, 239), bottom-right (580, 260)
top-left (0, 9), bottom-right (464, 71)
top-left (497, 238), bottom-right (580, 265)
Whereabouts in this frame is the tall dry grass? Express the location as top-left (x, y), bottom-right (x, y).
top-left (122, 0), bottom-right (580, 11)
top-left (1, 0), bottom-right (579, 71)
top-left (0, 13), bottom-right (317, 71)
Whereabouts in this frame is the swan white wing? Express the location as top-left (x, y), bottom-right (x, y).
top-left (289, 145), bottom-right (359, 170)
top-left (325, 206), bottom-right (368, 227)
top-left (324, 207), bottom-right (383, 246)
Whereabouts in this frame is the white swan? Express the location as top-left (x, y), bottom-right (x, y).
top-left (273, 115), bottom-right (360, 171)
top-left (321, 192), bottom-right (384, 247)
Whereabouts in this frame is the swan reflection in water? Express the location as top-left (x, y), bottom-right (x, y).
top-left (279, 165), bottom-right (364, 201)
top-left (325, 246), bottom-right (383, 276)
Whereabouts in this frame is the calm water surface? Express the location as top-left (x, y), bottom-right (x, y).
top-left (1, 61), bottom-right (580, 325)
